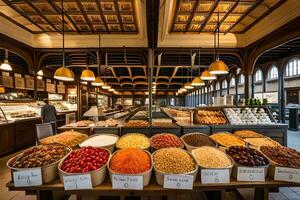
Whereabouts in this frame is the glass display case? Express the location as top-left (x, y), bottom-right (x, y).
top-left (0, 103), bottom-right (40, 121)
top-left (49, 101), bottom-right (77, 113)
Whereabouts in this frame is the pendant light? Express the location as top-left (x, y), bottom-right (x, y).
top-left (54, 0), bottom-right (74, 81)
top-left (37, 76), bottom-right (43, 80)
top-left (184, 65), bottom-right (194, 89)
top-left (102, 67), bottom-right (110, 89)
top-left (92, 34), bottom-right (104, 86)
top-left (0, 50), bottom-right (12, 71)
top-left (201, 70), bottom-right (216, 80)
top-left (37, 69), bottom-right (43, 76)
top-left (208, 11), bottom-right (229, 75)
top-left (81, 50), bottom-right (95, 81)
top-left (192, 49), bottom-right (206, 86)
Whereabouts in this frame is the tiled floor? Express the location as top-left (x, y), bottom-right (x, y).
top-left (1, 129), bottom-right (300, 200)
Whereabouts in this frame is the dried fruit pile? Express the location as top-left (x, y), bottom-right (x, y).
top-left (226, 146), bottom-right (269, 167)
top-left (151, 133), bottom-right (183, 149)
top-left (60, 147), bottom-right (109, 173)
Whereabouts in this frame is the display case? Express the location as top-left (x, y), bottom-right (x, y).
top-left (0, 103), bottom-right (40, 121)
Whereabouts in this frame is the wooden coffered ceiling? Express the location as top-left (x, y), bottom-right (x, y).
top-left (2, 0), bottom-right (138, 33)
top-left (171, 0), bottom-right (286, 34)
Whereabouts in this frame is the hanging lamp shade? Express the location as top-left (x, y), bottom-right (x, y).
top-left (208, 59), bottom-right (229, 75)
top-left (108, 88), bottom-right (115, 92)
top-left (80, 69), bottom-right (95, 81)
top-left (184, 82), bottom-right (194, 89)
top-left (0, 59), bottom-right (12, 71)
top-left (37, 75), bottom-right (43, 80)
top-left (200, 70), bottom-right (216, 80)
top-left (102, 83), bottom-right (111, 89)
top-left (54, 66), bottom-right (74, 81)
top-left (91, 76), bottom-right (104, 86)
top-left (37, 70), bottom-right (43, 76)
top-left (180, 88), bottom-right (187, 92)
top-left (191, 77), bottom-right (205, 86)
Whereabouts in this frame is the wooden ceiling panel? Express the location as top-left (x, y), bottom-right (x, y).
top-left (2, 0), bottom-right (138, 33)
top-left (170, 0), bottom-right (286, 34)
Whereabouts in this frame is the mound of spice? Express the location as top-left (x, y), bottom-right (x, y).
top-left (233, 130), bottom-right (264, 138)
top-left (226, 146), bottom-right (269, 167)
top-left (192, 147), bottom-right (232, 168)
top-left (9, 144), bottom-right (70, 168)
top-left (116, 133), bottom-right (150, 149)
top-left (110, 148), bottom-right (151, 174)
top-left (182, 133), bottom-right (216, 147)
top-left (260, 146), bottom-right (300, 168)
top-left (244, 138), bottom-right (281, 147)
top-left (153, 148), bottom-right (196, 174)
top-left (60, 147), bottom-right (109, 173)
top-left (210, 133), bottom-right (245, 147)
top-left (151, 133), bottom-right (183, 149)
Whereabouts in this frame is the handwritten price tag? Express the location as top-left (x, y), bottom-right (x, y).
top-left (63, 174), bottom-right (92, 190)
top-left (163, 174), bottom-right (194, 190)
top-left (274, 167), bottom-right (300, 183)
top-left (13, 168), bottom-right (43, 187)
top-left (112, 174), bottom-right (143, 190)
top-left (201, 169), bottom-right (230, 184)
top-left (237, 167), bottom-right (265, 181)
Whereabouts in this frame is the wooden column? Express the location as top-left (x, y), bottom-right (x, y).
top-left (235, 74), bottom-right (238, 105)
top-left (278, 67), bottom-right (285, 123)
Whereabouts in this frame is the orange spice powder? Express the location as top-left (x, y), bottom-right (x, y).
top-left (110, 148), bottom-right (151, 174)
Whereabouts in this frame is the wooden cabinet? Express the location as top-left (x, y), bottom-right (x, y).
top-left (15, 119), bottom-right (40, 149)
top-left (0, 124), bottom-right (15, 157)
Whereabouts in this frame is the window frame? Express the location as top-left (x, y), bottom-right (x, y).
top-left (268, 65), bottom-right (279, 80)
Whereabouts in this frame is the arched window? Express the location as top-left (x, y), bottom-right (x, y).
top-left (216, 82), bottom-right (220, 90)
top-left (255, 69), bottom-right (263, 82)
top-left (222, 80), bottom-right (227, 89)
top-left (268, 65), bottom-right (278, 80)
top-left (239, 74), bottom-right (244, 84)
top-left (230, 77), bottom-right (235, 87)
top-left (286, 58), bottom-right (300, 77)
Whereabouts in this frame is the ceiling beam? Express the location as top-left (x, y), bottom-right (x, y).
top-left (75, 0), bottom-right (94, 32)
top-left (198, 1), bottom-right (218, 33)
top-left (184, 0), bottom-right (199, 33)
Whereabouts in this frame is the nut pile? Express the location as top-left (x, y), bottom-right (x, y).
top-left (126, 120), bottom-right (148, 126)
top-left (182, 133), bottom-right (216, 147)
top-left (192, 147), bottom-right (232, 168)
top-left (233, 130), bottom-right (264, 138)
top-left (226, 146), bottom-right (269, 167)
top-left (153, 148), bottom-right (196, 174)
top-left (196, 110), bottom-right (227, 125)
top-left (244, 138), bottom-right (281, 147)
top-left (151, 133), bottom-right (183, 149)
top-left (260, 146), bottom-right (300, 168)
top-left (116, 133), bottom-right (150, 149)
top-left (60, 147), bottom-right (109, 173)
top-left (110, 148), bottom-right (151, 174)
top-left (9, 144), bottom-right (70, 168)
top-left (210, 133), bottom-right (245, 147)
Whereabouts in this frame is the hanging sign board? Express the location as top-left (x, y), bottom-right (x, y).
top-left (25, 77), bottom-right (34, 90)
top-left (37, 80), bottom-right (45, 91)
top-left (46, 83), bottom-right (56, 93)
top-left (57, 84), bottom-right (65, 94)
top-left (15, 77), bottom-right (25, 89)
top-left (2, 75), bottom-right (13, 88)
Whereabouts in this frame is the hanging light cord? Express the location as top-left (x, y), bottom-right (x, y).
top-left (62, 0), bottom-right (65, 67)
top-left (97, 34), bottom-right (101, 76)
top-left (217, 10), bottom-right (220, 60)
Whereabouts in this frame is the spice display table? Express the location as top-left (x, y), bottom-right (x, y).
top-left (6, 177), bottom-right (300, 200)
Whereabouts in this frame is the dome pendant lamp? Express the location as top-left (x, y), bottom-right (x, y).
top-left (54, 0), bottom-right (74, 81)
top-left (200, 70), bottom-right (216, 80)
top-left (92, 34), bottom-right (104, 86)
top-left (0, 50), bottom-right (12, 71)
top-left (81, 50), bottom-right (95, 81)
top-left (208, 11), bottom-right (229, 75)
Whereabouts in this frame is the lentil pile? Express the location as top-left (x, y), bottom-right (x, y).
top-left (210, 133), bottom-right (245, 147)
top-left (226, 146), bottom-right (269, 167)
top-left (192, 147), bottom-right (232, 168)
top-left (116, 133), bottom-right (150, 149)
top-left (153, 148), bottom-right (196, 174)
top-left (9, 144), bottom-right (70, 168)
top-left (244, 138), bottom-right (281, 147)
top-left (151, 133), bottom-right (183, 149)
top-left (260, 146), bottom-right (300, 168)
top-left (110, 148), bottom-right (151, 174)
top-left (182, 133), bottom-right (216, 147)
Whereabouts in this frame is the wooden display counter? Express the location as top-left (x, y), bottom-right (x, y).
top-left (6, 177), bottom-right (300, 200)
top-left (0, 117), bottom-right (41, 157)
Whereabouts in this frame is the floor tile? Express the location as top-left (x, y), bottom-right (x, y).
top-left (280, 188), bottom-right (294, 193)
top-left (282, 192), bottom-right (300, 199)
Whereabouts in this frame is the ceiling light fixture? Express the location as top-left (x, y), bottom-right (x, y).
top-left (37, 69), bottom-right (43, 76)
top-left (81, 69), bottom-right (95, 81)
top-left (54, 0), bottom-right (74, 81)
top-left (208, 11), bottom-right (229, 75)
top-left (102, 83), bottom-right (111, 89)
top-left (37, 75), bottom-right (43, 80)
top-left (184, 82), bottom-right (194, 89)
top-left (0, 50), bottom-right (12, 71)
top-left (200, 70), bottom-right (216, 80)
top-left (191, 77), bottom-right (205, 86)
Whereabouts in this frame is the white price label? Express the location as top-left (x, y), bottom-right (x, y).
top-left (13, 168), bottom-right (43, 187)
top-left (201, 169), bottom-right (230, 184)
top-left (112, 174), bottom-right (143, 190)
top-left (274, 167), bottom-right (300, 183)
top-left (163, 174), bottom-right (194, 190)
top-left (237, 167), bottom-right (265, 182)
top-left (63, 174), bottom-right (93, 190)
